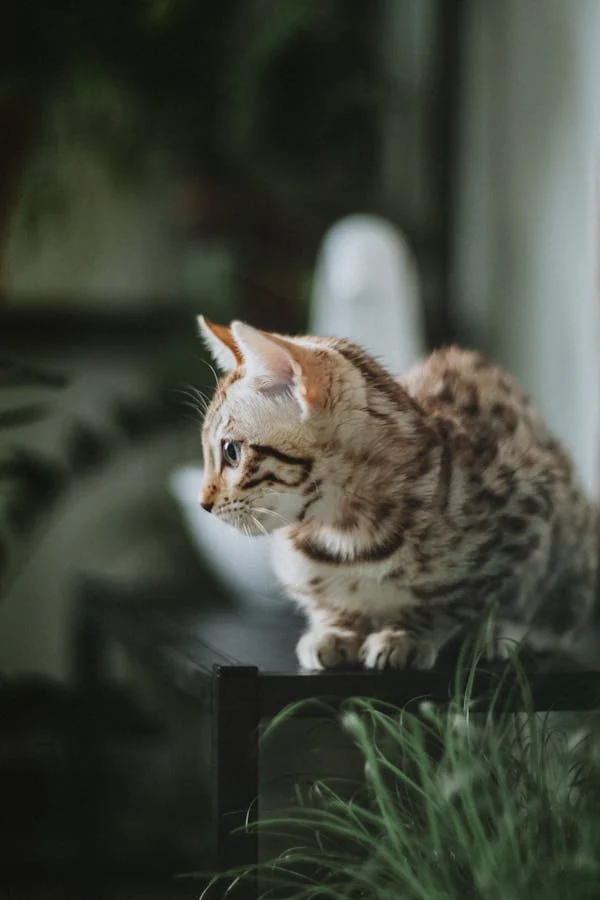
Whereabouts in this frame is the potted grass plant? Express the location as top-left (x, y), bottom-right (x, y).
top-left (202, 647), bottom-right (600, 900)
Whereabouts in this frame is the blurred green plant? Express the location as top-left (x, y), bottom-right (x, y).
top-left (12, 66), bottom-right (149, 241)
top-left (2, 0), bottom-right (380, 251)
top-left (0, 361), bottom-right (69, 592)
top-left (221, 0), bottom-right (379, 212)
top-left (0, 357), bottom-right (178, 598)
top-left (202, 647), bottom-right (600, 899)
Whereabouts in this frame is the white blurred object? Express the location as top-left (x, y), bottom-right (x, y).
top-left (169, 466), bottom-right (283, 610)
top-left (310, 214), bottom-right (427, 372)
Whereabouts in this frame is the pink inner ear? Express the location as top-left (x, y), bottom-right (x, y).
top-left (255, 340), bottom-right (296, 385)
top-left (231, 321), bottom-right (297, 388)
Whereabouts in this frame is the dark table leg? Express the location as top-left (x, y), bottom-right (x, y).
top-left (212, 666), bottom-right (260, 900)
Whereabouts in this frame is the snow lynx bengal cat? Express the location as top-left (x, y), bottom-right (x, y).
top-left (198, 317), bottom-right (597, 670)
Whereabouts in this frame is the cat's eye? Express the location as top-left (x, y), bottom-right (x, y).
top-left (222, 440), bottom-right (242, 468)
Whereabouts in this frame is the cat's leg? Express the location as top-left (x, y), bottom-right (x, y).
top-left (489, 554), bottom-right (597, 660)
top-left (296, 603), bottom-right (370, 670)
top-left (529, 559), bottom-right (597, 650)
top-left (485, 618), bottom-right (586, 662)
top-left (360, 606), bottom-right (467, 671)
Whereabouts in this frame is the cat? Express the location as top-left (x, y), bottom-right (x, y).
top-left (197, 317), bottom-right (598, 670)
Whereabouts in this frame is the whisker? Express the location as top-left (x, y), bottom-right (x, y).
top-left (200, 359), bottom-right (220, 388)
top-left (261, 487), bottom-right (287, 498)
top-left (173, 384), bottom-right (207, 402)
top-left (180, 410), bottom-right (204, 425)
top-left (229, 510), bottom-right (253, 542)
top-left (172, 395), bottom-right (202, 415)
top-left (250, 514), bottom-right (269, 537)
top-left (176, 399), bottom-right (205, 420)
top-left (172, 385), bottom-right (211, 419)
top-left (253, 506), bottom-right (288, 525)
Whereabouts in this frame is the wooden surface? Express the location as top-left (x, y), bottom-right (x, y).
top-left (78, 576), bottom-right (600, 713)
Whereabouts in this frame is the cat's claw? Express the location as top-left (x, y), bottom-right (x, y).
top-left (360, 631), bottom-right (438, 670)
top-left (296, 629), bottom-right (363, 670)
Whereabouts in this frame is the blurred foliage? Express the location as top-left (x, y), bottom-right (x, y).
top-left (3, 0), bottom-right (381, 258)
top-left (221, 1), bottom-right (378, 197)
top-left (0, 357), bottom-right (181, 600)
top-left (13, 67), bottom-right (149, 240)
top-left (0, 362), bottom-right (68, 594)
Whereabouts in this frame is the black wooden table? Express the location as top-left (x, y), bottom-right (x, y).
top-left (71, 578), bottom-right (600, 900)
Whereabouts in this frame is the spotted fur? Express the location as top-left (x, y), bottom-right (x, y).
top-left (198, 318), bottom-right (597, 670)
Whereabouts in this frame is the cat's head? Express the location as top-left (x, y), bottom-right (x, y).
top-left (197, 317), bottom-right (357, 535)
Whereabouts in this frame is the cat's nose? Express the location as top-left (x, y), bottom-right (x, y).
top-left (201, 500), bottom-right (214, 513)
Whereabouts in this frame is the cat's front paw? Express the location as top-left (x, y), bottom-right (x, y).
top-left (296, 629), bottom-right (363, 670)
top-left (360, 630), bottom-right (438, 670)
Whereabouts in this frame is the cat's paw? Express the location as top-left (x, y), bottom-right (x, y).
top-left (296, 629), bottom-right (363, 670)
top-left (359, 630), bottom-right (438, 670)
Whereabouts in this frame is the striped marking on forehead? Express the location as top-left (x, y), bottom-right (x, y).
top-left (249, 444), bottom-right (313, 469)
top-left (239, 443), bottom-right (314, 490)
top-left (333, 340), bottom-right (423, 418)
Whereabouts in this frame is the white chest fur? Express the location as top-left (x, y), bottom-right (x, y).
top-left (270, 529), bottom-right (414, 617)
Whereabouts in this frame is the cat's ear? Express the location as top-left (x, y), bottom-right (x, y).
top-left (231, 321), bottom-right (317, 416)
top-left (197, 316), bottom-right (242, 372)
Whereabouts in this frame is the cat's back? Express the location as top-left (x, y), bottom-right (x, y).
top-left (398, 345), bottom-right (596, 636)
top-left (399, 346), bottom-right (550, 448)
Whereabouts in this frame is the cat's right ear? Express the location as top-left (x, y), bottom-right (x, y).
top-left (197, 316), bottom-right (242, 373)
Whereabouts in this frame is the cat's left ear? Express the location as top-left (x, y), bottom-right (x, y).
top-left (231, 321), bottom-right (318, 417)
top-left (197, 316), bottom-right (242, 372)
